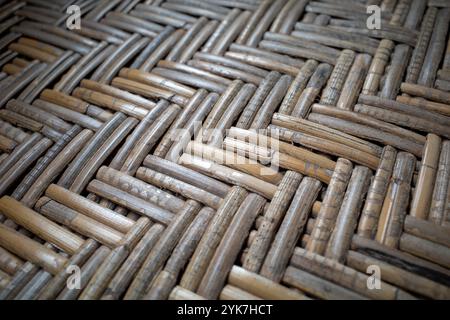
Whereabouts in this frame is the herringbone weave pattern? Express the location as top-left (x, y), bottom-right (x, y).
top-left (0, 0), bottom-right (449, 300)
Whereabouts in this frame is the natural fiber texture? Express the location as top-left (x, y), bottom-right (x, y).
top-left (0, 0), bottom-right (449, 300)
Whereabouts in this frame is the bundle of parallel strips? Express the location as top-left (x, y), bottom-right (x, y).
top-left (0, 0), bottom-right (449, 300)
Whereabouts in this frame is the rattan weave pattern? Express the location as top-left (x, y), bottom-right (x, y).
top-left (0, 0), bottom-right (449, 300)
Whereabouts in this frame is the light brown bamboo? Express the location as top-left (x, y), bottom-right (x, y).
top-left (429, 141), bottom-right (450, 224)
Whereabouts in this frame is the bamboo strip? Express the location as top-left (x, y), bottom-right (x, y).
top-left (357, 146), bottom-right (397, 239)
top-left (144, 154), bottom-right (230, 198)
top-left (180, 187), bottom-right (247, 291)
top-left (243, 171), bottom-right (302, 272)
top-left (307, 159), bottom-right (353, 255)
top-left (429, 141), bottom-right (450, 224)
top-left (125, 200), bottom-right (201, 299)
top-left (404, 216), bottom-right (450, 248)
top-left (0, 246), bottom-right (23, 276)
top-left (45, 184), bottom-right (133, 234)
top-left (401, 82), bottom-right (450, 105)
top-left (36, 197), bottom-right (124, 248)
top-left (144, 207), bottom-right (214, 300)
top-left (410, 134), bottom-right (441, 219)
top-left (400, 234), bottom-right (450, 269)
top-left (136, 166), bottom-right (222, 210)
top-left (291, 247), bottom-right (415, 300)
top-left (87, 180), bottom-right (174, 225)
top-left (261, 177), bottom-right (321, 282)
top-left (325, 166), bottom-right (372, 262)
top-left (0, 224), bottom-right (67, 275)
top-left (283, 266), bottom-right (367, 300)
top-left (396, 95), bottom-right (450, 117)
top-left (376, 152), bottom-right (416, 248)
top-left (97, 166), bottom-right (185, 213)
top-left (197, 194), bottom-right (264, 299)
top-left (179, 154), bottom-right (277, 199)
top-left (228, 266), bottom-right (308, 300)
top-left (347, 250), bottom-right (450, 299)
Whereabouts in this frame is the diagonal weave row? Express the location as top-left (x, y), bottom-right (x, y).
top-left (0, 0), bottom-right (449, 300)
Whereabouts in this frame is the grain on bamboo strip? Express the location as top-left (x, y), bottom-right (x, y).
top-left (399, 234), bottom-right (450, 269)
top-left (400, 90), bottom-right (450, 115)
top-left (376, 152), bottom-right (416, 248)
top-left (210, 11), bottom-right (251, 55)
top-left (357, 146), bottom-right (397, 239)
top-left (0, 120), bottom-right (29, 143)
top-left (56, 246), bottom-right (111, 300)
top-left (58, 112), bottom-right (126, 188)
top-left (429, 141), bottom-right (450, 224)
top-left (405, 7), bottom-right (438, 83)
top-left (362, 39), bottom-right (395, 95)
top-left (307, 159), bottom-right (353, 255)
top-left (87, 179), bottom-right (174, 225)
top-left (229, 127), bottom-right (336, 171)
top-left (417, 8), bottom-right (449, 87)
top-left (290, 63), bottom-right (331, 118)
top-left (188, 140), bottom-right (283, 185)
top-left (40, 89), bottom-right (88, 113)
top-left (80, 79), bottom-right (155, 110)
top-left (73, 87), bottom-right (148, 120)
top-left (404, 216), bottom-right (450, 248)
top-left (121, 104), bottom-right (180, 175)
top-left (169, 286), bottom-right (205, 300)
top-left (8, 42), bottom-right (57, 63)
top-left (243, 171), bottom-right (302, 273)
top-left (205, 84), bottom-right (255, 147)
top-left (380, 44), bottom-right (411, 99)
top-left (155, 90), bottom-right (207, 158)
top-left (0, 261), bottom-right (39, 300)
top-left (0, 246), bottom-right (23, 276)
top-left (249, 74), bottom-right (291, 129)
top-left (69, 117), bottom-right (137, 194)
top-left (272, 112), bottom-right (382, 157)
top-left (38, 239), bottom-right (99, 300)
top-left (310, 111), bottom-right (424, 157)
top-left (359, 94), bottom-right (450, 130)
top-left (325, 166), bottom-right (372, 263)
top-left (320, 50), bottom-right (355, 106)
top-left (144, 154), bottom-right (230, 198)
top-left (119, 68), bottom-right (196, 98)
top-left (110, 100), bottom-right (169, 170)
top-left (197, 194), bottom-right (265, 299)
top-left (0, 196), bottom-right (83, 254)
top-left (401, 82), bottom-right (450, 105)
top-left (45, 184), bottom-right (134, 234)
top-left (125, 200), bottom-right (201, 299)
top-left (78, 244), bottom-right (129, 300)
top-left (352, 235), bottom-right (450, 283)
top-left (112, 77), bottom-right (188, 106)
top-left (101, 223), bottom-right (164, 300)
top-left (19, 129), bottom-right (93, 207)
top-left (261, 177), bottom-right (321, 282)
top-left (165, 93), bottom-right (218, 162)
top-left (199, 83), bottom-right (241, 144)
top-left (0, 109), bottom-right (43, 133)
top-left (180, 187), bottom-right (247, 292)
top-left (33, 99), bottom-right (103, 131)
top-left (311, 104), bottom-right (426, 146)
top-left (0, 224), bottom-right (67, 275)
top-left (0, 135), bottom-right (16, 153)
top-left (410, 134), bottom-right (441, 219)
top-left (136, 166), bottom-right (222, 210)
top-left (97, 166), bottom-right (185, 214)
top-left (235, 72), bottom-right (280, 129)
top-left (291, 247), bottom-right (415, 300)
top-left (0, 137), bottom-right (52, 196)
top-left (140, 28), bottom-right (185, 69)
top-left (219, 284), bottom-right (262, 300)
top-left (36, 197), bottom-right (124, 248)
top-left (347, 250), bottom-right (450, 299)
top-left (228, 266), bottom-right (308, 300)
top-left (0, 132), bottom-right (41, 177)
top-left (179, 154), bottom-right (277, 199)
top-left (283, 266), bottom-right (367, 300)
top-left (144, 207), bottom-right (214, 300)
